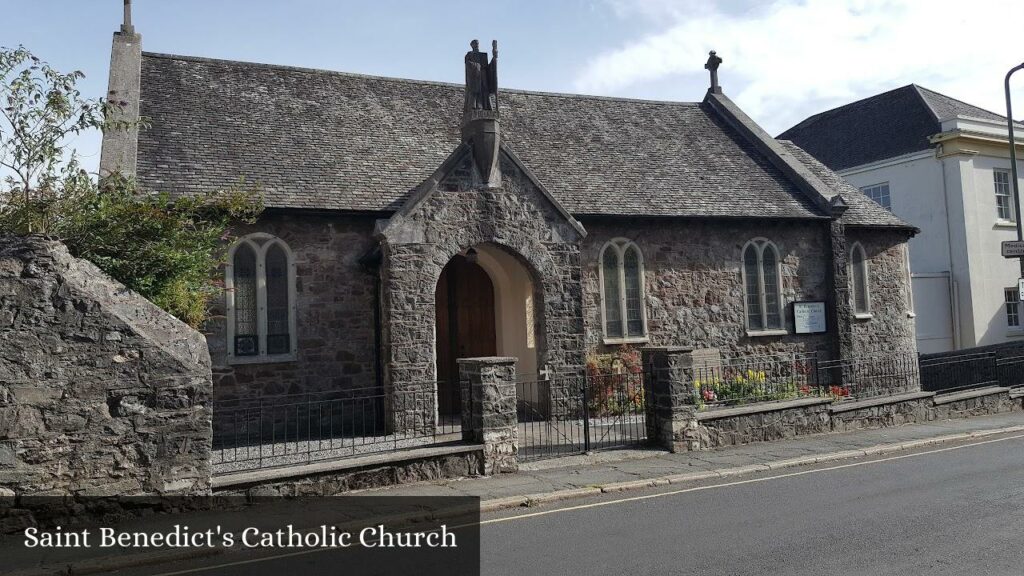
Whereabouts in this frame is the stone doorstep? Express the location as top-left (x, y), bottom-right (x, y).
top-left (932, 386), bottom-right (1011, 406)
top-left (211, 443), bottom-right (484, 490)
top-left (827, 390), bottom-right (936, 414)
top-left (1010, 387), bottom-right (1024, 399)
top-left (696, 397), bottom-right (833, 421)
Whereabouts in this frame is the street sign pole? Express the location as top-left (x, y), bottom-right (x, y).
top-left (1005, 63), bottom-right (1024, 280)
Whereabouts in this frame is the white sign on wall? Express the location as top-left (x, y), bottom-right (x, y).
top-left (793, 301), bottom-right (827, 334)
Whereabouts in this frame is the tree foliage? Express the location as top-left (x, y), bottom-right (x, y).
top-left (0, 46), bottom-right (263, 327)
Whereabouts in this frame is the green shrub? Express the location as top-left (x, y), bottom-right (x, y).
top-left (0, 46), bottom-right (263, 327)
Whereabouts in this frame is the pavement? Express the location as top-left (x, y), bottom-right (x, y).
top-left (6, 411), bottom-right (1024, 575)
top-left (365, 411), bottom-right (1024, 510)
top-left (107, 411), bottom-right (1024, 575)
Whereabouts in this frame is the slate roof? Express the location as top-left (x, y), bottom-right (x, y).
top-left (778, 84), bottom-right (1021, 171)
top-left (136, 52), bottom-right (901, 226)
top-left (779, 141), bottom-right (914, 229)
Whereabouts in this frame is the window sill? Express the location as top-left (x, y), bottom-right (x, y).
top-left (745, 329), bottom-right (788, 338)
top-left (228, 353), bottom-right (297, 366)
top-left (854, 313), bottom-right (874, 320)
top-left (995, 220), bottom-right (1018, 229)
top-left (602, 336), bottom-right (650, 346)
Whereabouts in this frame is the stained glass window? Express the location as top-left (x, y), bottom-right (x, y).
top-left (851, 244), bottom-right (869, 314)
top-left (744, 240), bottom-right (784, 331)
top-left (601, 240), bottom-right (647, 341)
top-left (603, 247), bottom-right (623, 338)
top-left (744, 245), bottom-right (763, 330)
top-left (265, 244), bottom-right (290, 355)
top-left (229, 236), bottom-right (295, 360)
top-left (232, 243), bottom-right (258, 356)
top-left (623, 246), bottom-right (644, 337)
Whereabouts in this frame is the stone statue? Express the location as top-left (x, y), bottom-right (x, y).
top-left (464, 39), bottom-right (498, 112)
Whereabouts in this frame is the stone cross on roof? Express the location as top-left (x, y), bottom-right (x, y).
top-left (122, 0), bottom-right (134, 34)
top-left (705, 50), bottom-right (723, 94)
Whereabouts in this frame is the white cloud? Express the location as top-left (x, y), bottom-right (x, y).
top-left (576, 0), bottom-right (1024, 134)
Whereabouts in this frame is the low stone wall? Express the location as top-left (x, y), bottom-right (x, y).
top-left (678, 389), bottom-right (1023, 451)
top-left (0, 237), bottom-right (213, 496)
top-left (694, 398), bottom-right (831, 450)
top-left (214, 444), bottom-right (484, 497)
top-left (930, 387), bottom-right (1019, 420)
top-left (829, 392), bottom-right (935, 433)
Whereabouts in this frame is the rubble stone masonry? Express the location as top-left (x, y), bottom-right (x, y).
top-left (0, 237), bottom-right (212, 496)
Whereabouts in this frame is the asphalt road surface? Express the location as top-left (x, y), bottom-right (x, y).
top-left (482, 432), bottom-right (1024, 576)
top-left (110, 432), bottom-right (1024, 576)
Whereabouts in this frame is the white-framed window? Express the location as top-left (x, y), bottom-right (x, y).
top-left (860, 182), bottom-right (891, 212)
top-left (226, 233), bottom-right (298, 363)
top-left (994, 169), bottom-right (1014, 222)
top-left (599, 239), bottom-right (648, 343)
top-left (1005, 288), bottom-right (1020, 329)
top-left (742, 239), bottom-right (784, 332)
top-left (849, 242), bottom-right (871, 317)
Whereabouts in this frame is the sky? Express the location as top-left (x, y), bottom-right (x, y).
top-left (2, 0), bottom-right (1023, 176)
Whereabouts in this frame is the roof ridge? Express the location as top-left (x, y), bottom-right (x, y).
top-left (778, 84), bottom-right (917, 137)
top-left (910, 84), bottom-right (941, 121)
top-left (913, 83), bottom-right (1010, 122)
top-left (141, 51), bottom-right (703, 107)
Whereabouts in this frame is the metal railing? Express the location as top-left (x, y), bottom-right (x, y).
top-left (996, 354), bottom-right (1024, 389)
top-left (816, 351), bottom-right (920, 401)
top-left (685, 352), bottom-right (820, 408)
top-left (516, 370), bottom-right (648, 461)
top-left (212, 386), bottom-right (461, 472)
top-left (919, 352), bottom-right (999, 394)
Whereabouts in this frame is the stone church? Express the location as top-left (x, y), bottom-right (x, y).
top-left (99, 15), bottom-right (918, 417)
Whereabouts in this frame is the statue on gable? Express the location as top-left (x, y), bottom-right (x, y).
top-left (464, 39), bottom-right (498, 113)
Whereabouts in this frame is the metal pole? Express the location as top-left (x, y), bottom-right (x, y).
top-left (1005, 63), bottom-right (1024, 277)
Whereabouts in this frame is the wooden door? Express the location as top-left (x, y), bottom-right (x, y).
top-left (436, 255), bottom-right (497, 415)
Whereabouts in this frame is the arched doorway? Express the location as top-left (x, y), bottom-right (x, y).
top-left (435, 244), bottom-right (540, 416)
top-left (435, 253), bottom-right (497, 415)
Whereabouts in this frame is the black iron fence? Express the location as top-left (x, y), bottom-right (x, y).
top-left (816, 351), bottom-right (921, 401)
top-left (516, 370), bottom-right (648, 461)
top-left (211, 345), bottom-right (1024, 471)
top-left (919, 351), bottom-right (1024, 394)
top-left (212, 386), bottom-right (461, 472)
top-left (685, 352), bottom-right (820, 408)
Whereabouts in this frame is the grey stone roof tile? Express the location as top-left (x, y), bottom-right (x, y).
top-left (137, 53), bottom-right (868, 222)
top-left (779, 141), bottom-right (915, 230)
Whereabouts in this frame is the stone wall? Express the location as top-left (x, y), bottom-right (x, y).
top-left (207, 213), bottom-right (380, 403)
top-left (693, 399), bottom-right (832, 449)
top-left (378, 150), bottom-right (586, 423)
top-left (930, 388), bottom-right (1019, 420)
top-left (0, 237), bottom-right (212, 496)
top-left (215, 446), bottom-right (484, 497)
top-left (581, 219), bottom-right (834, 358)
top-left (829, 392), bottom-right (933, 433)
top-left (846, 228), bottom-right (917, 357)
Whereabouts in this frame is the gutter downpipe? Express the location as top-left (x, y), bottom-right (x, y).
top-left (938, 148), bottom-right (962, 350)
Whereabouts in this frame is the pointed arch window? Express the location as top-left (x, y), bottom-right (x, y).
top-left (226, 234), bottom-right (298, 363)
top-left (742, 239), bottom-right (784, 332)
top-left (850, 242), bottom-right (871, 317)
top-left (599, 239), bottom-right (648, 343)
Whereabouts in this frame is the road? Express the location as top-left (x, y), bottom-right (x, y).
top-left (103, 432), bottom-right (1024, 576)
top-left (481, 432), bottom-right (1024, 575)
